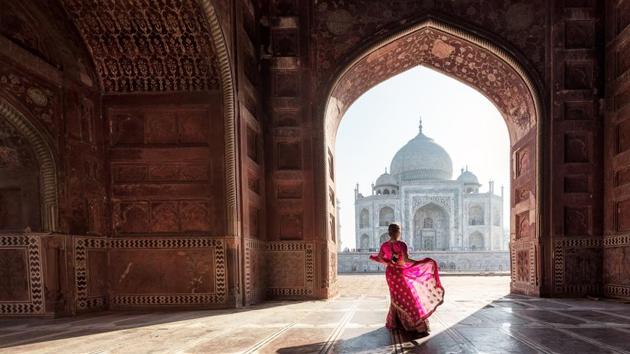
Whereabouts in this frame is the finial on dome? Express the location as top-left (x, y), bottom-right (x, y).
top-left (419, 116), bottom-right (423, 134)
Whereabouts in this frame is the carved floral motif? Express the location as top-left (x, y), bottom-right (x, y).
top-left (61, 0), bottom-right (220, 92)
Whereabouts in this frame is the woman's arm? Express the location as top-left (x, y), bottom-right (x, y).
top-left (369, 254), bottom-right (390, 265)
top-left (369, 245), bottom-right (390, 265)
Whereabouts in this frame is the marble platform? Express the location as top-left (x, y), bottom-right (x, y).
top-left (1, 275), bottom-right (629, 353)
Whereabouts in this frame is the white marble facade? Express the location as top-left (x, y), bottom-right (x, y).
top-left (354, 118), bottom-right (506, 252)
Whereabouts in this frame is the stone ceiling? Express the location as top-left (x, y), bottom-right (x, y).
top-left (61, 0), bottom-right (220, 93)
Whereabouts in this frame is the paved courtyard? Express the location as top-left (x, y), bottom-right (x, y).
top-left (1, 275), bottom-right (630, 353)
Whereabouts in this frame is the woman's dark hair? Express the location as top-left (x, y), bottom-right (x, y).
top-left (388, 223), bottom-right (401, 233)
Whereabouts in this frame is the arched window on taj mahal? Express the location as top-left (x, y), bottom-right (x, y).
top-left (470, 231), bottom-right (485, 250)
top-left (414, 204), bottom-right (449, 251)
top-left (469, 205), bottom-right (484, 225)
top-left (359, 208), bottom-right (369, 228)
top-left (360, 234), bottom-right (370, 249)
top-left (423, 217), bottom-right (434, 229)
top-left (379, 206), bottom-right (395, 226)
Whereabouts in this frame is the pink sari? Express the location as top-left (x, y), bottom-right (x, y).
top-left (370, 240), bottom-right (444, 332)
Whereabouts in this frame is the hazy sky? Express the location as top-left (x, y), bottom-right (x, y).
top-left (335, 66), bottom-right (510, 250)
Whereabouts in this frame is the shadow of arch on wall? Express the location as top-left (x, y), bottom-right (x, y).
top-left (322, 17), bottom-right (544, 296)
top-left (0, 97), bottom-right (58, 232)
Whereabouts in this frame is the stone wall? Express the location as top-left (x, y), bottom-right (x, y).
top-left (603, 0), bottom-right (630, 300)
top-left (0, 0), bottom-right (624, 316)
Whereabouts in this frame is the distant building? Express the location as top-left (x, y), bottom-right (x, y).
top-left (340, 117), bottom-right (509, 273)
top-left (354, 118), bottom-right (505, 252)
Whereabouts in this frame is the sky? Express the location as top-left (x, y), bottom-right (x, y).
top-left (335, 66), bottom-right (510, 250)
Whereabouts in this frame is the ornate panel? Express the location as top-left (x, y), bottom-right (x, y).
top-left (106, 100), bottom-right (224, 236)
top-left (0, 65), bottom-right (60, 136)
top-left (276, 142), bottom-right (301, 170)
top-left (553, 238), bottom-right (602, 295)
top-left (108, 237), bottom-right (227, 307)
top-left (74, 236), bottom-right (108, 312)
top-left (328, 24), bottom-right (538, 142)
top-left (515, 212), bottom-right (531, 240)
top-left (278, 210), bottom-right (303, 240)
top-left (314, 1), bottom-right (547, 81)
top-left (564, 175), bottom-right (590, 193)
top-left (266, 241), bottom-right (314, 296)
top-left (617, 199), bottom-right (630, 232)
top-left (564, 61), bottom-right (594, 90)
top-left (565, 20), bottom-right (595, 49)
top-left (276, 182), bottom-right (303, 199)
top-left (564, 206), bottom-right (591, 236)
top-left (61, 0), bottom-right (220, 92)
top-left (0, 233), bottom-right (44, 315)
top-left (564, 133), bottom-right (590, 163)
top-left (564, 101), bottom-right (595, 121)
top-left (510, 239), bottom-right (537, 295)
top-left (244, 238), bottom-right (266, 305)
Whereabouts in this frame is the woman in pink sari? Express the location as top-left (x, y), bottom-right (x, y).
top-left (370, 223), bottom-right (444, 333)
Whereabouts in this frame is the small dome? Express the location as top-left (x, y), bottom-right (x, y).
top-left (375, 168), bottom-right (398, 186)
top-left (457, 168), bottom-right (480, 185)
top-left (390, 118), bottom-right (453, 181)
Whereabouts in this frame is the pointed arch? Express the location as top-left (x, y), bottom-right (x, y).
top-left (322, 16), bottom-right (544, 295)
top-left (199, 0), bottom-right (238, 235)
top-left (0, 98), bottom-right (58, 231)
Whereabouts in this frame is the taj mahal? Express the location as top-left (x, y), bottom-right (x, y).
top-left (338, 118), bottom-right (510, 273)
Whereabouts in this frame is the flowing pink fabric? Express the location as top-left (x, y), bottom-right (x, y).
top-left (370, 240), bottom-right (444, 332)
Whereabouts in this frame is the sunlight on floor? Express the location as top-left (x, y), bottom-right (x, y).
top-left (4, 275), bottom-right (630, 353)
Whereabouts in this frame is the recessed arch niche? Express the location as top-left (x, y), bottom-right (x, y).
top-left (0, 98), bottom-right (58, 232)
top-left (322, 17), bottom-right (543, 295)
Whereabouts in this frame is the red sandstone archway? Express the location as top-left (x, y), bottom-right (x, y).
top-left (322, 18), bottom-right (543, 296)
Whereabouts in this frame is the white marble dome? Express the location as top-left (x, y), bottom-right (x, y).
top-left (375, 169), bottom-right (398, 186)
top-left (457, 168), bottom-right (480, 185)
top-left (390, 121), bottom-right (453, 181)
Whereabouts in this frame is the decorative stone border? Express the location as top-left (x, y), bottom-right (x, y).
top-left (603, 233), bottom-right (630, 248)
top-left (266, 241), bottom-right (314, 296)
top-left (74, 237), bottom-right (108, 311)
top-left (552, 237), bottom-right (602, 293)
top-left (244, 238), bottom-right (266, 304)
top-left (0, 233), bottom-right (45, 315)
top-left (109, 237), bottom-right (227, 306)
top-left (75, 236), bottom-right (227, 309)
top-left (510, 239), bottom-right (537, 291)
top-left (605, 284), bottom-right (630, 299)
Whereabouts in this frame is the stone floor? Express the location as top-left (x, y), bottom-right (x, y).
top-left (2, 275), bottom-right (630, 353)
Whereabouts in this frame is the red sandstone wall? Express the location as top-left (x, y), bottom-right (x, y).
top-left (261, 0), bottom-right (606, 298)
top-left (0, 0), bottom-right (105, 315)
top-left (236, 0), bottom-right (268, 305)
top-left (546, 0), bottom-right (605, 296)
top-left (604, 0), bottom-right (630, 300)
top-left (100, 93), bottom-right (232, 309)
